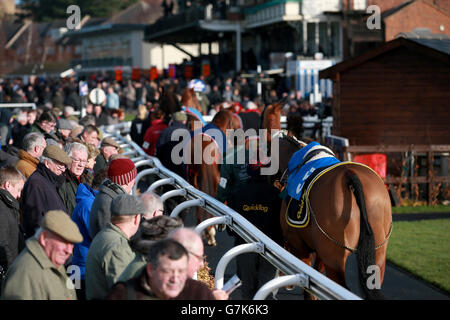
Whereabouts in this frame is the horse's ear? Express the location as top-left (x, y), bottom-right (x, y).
top-left (273, 97), bottom-right (287, 113)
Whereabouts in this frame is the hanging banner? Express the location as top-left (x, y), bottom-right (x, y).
top-left (115, 68), bottom-right (123, 82)
top-left (131, 67), bottom-right (141, 81)
top-left (168, 64), bottom-right (176, 79)
top-left (184, 64), bottom-right (194, 79)
top-left (201, 60), bottom-right (210, 77)
top-left (150, 67), bottom-right (158, 81)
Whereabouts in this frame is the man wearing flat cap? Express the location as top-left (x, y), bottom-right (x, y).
top-left (93, 137), bottom-right (120, 174)
top-left (20, 145), bottom-right (72, 239)
top-left (1, 210), bottom-right (83, 300)
top-left (85, 194), bottom-right (144, 300)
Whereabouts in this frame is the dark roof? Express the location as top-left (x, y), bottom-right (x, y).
top-left (320, 37), bottom-right (450, 80)
top-left (407, 38), bottom-right (450, 55)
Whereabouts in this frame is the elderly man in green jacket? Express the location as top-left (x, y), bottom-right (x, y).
top-left (1, 210), bottom-right (83, 300)
top-left (85, 194), bottom-right (144, 300)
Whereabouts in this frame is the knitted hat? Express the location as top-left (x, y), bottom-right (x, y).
top-left (107, 158), bottom-right (137, 186)
top-left (41, 210), bottom-right (83, 243)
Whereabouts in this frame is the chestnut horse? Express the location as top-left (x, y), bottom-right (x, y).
top-left (262, 102), bottom-right (392, 299)
top-left (185, 110), bottom-right (234, 246)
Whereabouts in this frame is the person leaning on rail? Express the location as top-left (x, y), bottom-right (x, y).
top-left (169, 228), bottom-right (228, 300)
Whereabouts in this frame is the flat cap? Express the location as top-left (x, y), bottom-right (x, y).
top-left (111, 194), bottom-right (146, 216)
top-left (101, 137), bottom-right (120, 149)
top-left (41, 210), bottom-right (83, 243)
top-left (43, 144), bottom-right (72, 166)
top-left (173, 111), bottom-right (187, 122)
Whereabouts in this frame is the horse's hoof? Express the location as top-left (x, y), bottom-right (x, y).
top-left (207, 239), bottom-right (217, 246)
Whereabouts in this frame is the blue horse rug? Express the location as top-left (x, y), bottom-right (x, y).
top-left (285, 142), bottom-right (340, 228)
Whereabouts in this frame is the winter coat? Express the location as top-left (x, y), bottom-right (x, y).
top-left (71, 183), bottom-right (98, 280)
top-left (155, 121), bottom-right (189, 179)
top-left (58, 170), bottom-right (88, 216)
top-left (11, 122), bottom-right (30, 149)
top-left (215, 146), bottom-right (250, 204)
top-left (0, 189), bottom-right (25, 272)
top-left (142, 119), bottom-right (168, 156)
top-left (30, 123), bottom-right (60, 143)
top-left (89, 179), bottom-right (126, 239)
top-left (93, 152), bottom-right (107, 175)
top-left (130, 117), bottom-right (146, 146)
top-left (1, 238), bottom-right (77, 300)
top-left (227, 179), bottom-right (283, 246)
top-left (15, 150), bottom-right (39, 179)
top-left (20, 163), bottom-right (68, 239)
top-left (85, 223), bottom-right (135, 300)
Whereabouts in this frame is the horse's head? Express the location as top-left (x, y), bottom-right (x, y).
top-left (212, 109), bottom-right (233, 133)
top-left (261, 99), bottom-right (284, 142)
top-left (181, 87), bottom-right (202, 113)
top-left (160, 87), bottom-right (181, 115)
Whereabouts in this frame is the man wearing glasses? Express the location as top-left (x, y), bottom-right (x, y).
top-left (30, 110), bottom-right (60, 143)
top-left (20, 145), bottom-right (72, 239)
top-left (58, 142), bottom-right (89, 216)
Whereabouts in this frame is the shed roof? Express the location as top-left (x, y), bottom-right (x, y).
top-left (319, 37), bottom-right (450, 80)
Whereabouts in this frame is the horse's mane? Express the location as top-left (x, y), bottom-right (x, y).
top-left (261, 100), bottom-right (284, 132)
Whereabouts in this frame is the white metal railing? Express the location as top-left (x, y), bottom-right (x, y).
top-left (100, 126), bottom-right (360, 300)
top-left (0, 103), bottom-right (37, 109)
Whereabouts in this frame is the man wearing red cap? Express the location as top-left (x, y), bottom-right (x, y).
top-left (89, 157), bottom-right (137, 239)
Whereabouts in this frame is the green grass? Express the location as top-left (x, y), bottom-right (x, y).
top-left (125, 113), bottom-right (136, 122)
top-left (392, 204), bottom-right (450, 214)
top-left (386, 219), bottom-right (450, 293)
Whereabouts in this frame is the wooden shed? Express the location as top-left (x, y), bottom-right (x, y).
top-left (319, 36), bottom-right (450, 146)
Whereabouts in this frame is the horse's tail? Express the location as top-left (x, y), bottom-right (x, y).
top-left (346, 170), bottom-right (385, 300)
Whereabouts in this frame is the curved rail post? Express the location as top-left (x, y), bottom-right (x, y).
top-left (160, 189), bottom-right (187, 204)
top-left (147, 177), bottom-right (175, 192)
top-left (194, 216), bottom-right (231, 235)
top-left (253, 274), bottom-right (309, 300)
top-left (130, 156), bottom-right (145, 162)
top-left (215, 242), bottom-right (264, 290)
top-left (132, 167), bottom-right (159, 195)
top-left (122, 149), bottom-right (138, 157)
top-left (170, 199), bottom-right (205, 218)
top-left (134, 159), bottom-right (154, 168)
